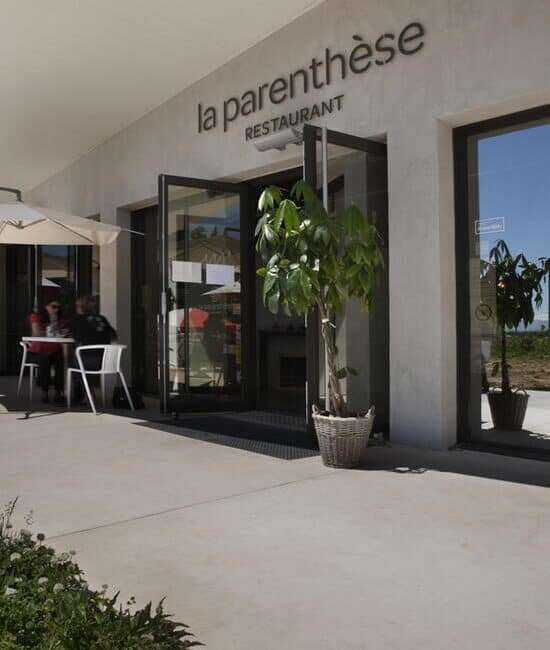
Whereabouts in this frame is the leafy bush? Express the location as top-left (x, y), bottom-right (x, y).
top-left (504, 331), bottom-right (550, 358)
top-left (0, 499), bottom-right (201, 649)
top-left (480, 240), bottom-right (548, 393)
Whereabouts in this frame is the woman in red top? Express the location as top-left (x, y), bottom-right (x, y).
top-left (28, 300), bottom-right (66, 403)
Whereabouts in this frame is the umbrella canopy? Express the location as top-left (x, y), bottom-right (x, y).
top-left (202, 281), bottom-right (241, 296)
top-left (42, 278), bottom-right (61, 288)
top-left (0, 201), bottom-right (120, 245)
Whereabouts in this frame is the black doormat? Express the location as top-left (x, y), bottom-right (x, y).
top-left (162, 415), bottom-right (319, 460)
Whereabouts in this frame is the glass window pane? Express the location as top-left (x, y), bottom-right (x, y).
top-left (91, 245), bottom-right (100, 304)
top-left (167, 185), bottom-right (242, 402)
top-left (313, 139), bottom-right (388, 421)
top-left (467, 118), bottom-right (550, 450)
top-left (41, 245), bottom-right (75, 311)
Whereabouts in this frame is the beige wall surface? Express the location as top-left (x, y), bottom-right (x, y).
top-left (29, 0), bottom-right (550, 448)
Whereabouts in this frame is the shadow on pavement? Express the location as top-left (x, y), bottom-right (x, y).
top-left (136, 415), bottom-right (319, 461)
top-left (357, 444), bottom-right (550, 488)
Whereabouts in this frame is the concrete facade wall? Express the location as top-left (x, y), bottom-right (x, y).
top-left (28, 0), bottom-right (550, 448)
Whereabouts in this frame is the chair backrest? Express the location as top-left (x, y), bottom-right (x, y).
top-left (19, 340), bottom-right (30, 364)
top-left (76, 344), bottom-right (126, 374)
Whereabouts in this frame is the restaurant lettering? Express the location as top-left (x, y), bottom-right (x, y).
top-left (197, 21), bottom-right (425, 135)
top-left (245, 94), bottom-right (344, 141)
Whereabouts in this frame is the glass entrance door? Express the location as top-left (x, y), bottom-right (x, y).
top-left (302, 125), bottom-right (389, 431)
top-left (158, 129), bottom-right (388, 422)
top-left (158, 175), bottom-right (250, 414)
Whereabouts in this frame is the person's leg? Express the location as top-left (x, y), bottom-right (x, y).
top-left (37, 355), bottom-right (51, 391)
top-left (51, 350), bottom-right (65, 402)
top-left (69, 358), bottom-right (85, 405)
top-left (26, 352), bottom-right (44, 400)
top-left (34, 354), bottom-right (52, 402)
top-left (70, 352), bottom-right (102, 405)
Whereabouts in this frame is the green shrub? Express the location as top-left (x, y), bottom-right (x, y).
top-left (0, 500), bottom-right (201, 649)
top-left (493, 331), bottom-right (550, 359)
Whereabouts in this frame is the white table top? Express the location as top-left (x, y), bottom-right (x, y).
top-left (22, 336), bottom-right (75, 344)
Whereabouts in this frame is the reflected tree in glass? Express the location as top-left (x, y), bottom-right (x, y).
top-left (481, 240), bottom-right (548, 392)
top-left (480, 239), bottom-right (549, 429)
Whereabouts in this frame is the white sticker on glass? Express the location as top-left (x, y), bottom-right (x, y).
top-left (171, 261), bottom-right (202, 283)
top-left (206, 264), bottom-right (234, 286)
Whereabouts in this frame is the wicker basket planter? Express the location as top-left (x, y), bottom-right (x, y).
top-left (312, 406), bottom-right (375, 468)
top-left (487, 390), bottom-right (529, 431)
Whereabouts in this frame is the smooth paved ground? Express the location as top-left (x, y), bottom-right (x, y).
top-left (1, 379), bottom-right (550, 649)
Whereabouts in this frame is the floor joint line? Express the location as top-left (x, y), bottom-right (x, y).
top-left (47, 470), bottom-right (340, 541)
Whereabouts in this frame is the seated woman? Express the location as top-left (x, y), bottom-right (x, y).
top-left (27, 300), bottom-right (66, 404)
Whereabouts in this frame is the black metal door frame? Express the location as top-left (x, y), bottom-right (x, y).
top-left (158, 174), bottom-right (250, 414)
top-left (302, 124), bottom-right (389, 431)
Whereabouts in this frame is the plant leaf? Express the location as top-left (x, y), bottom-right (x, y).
top-left (278, 199), bottom-right (300, 231)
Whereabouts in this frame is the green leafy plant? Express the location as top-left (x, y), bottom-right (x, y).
top-left (255, 181), bottom-right (383, 417)
top-left (0, 499), bottom-right (201, 649)
top-left (481, 240), bottom-right (549, 393)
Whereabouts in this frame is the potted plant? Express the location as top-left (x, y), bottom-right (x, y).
top-left (255, 181), bottom-right (383, 467)
top-left (481, 239), bottom-right (548, 430)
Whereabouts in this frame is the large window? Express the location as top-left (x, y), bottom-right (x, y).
top-left (456, 107), bottom-right (550, 454)
top-left (2, 240), bottom-right (100, 373)
top-left (41, 245), bottom-right (76, 309)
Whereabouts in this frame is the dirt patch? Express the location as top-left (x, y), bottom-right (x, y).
top-left (487, 356), bottom-right (550, 391)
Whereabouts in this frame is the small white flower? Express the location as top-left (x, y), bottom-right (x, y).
top-left (9, 552), bottom-right (21, 562)
top-left (5, 587), bottom-right (17, 596)
top-left (53, 583), bottom-right (64, 593)
top-left (38, 577), bottom-right (48, 585)
top-left (14, 578), bottom-right (23, 584)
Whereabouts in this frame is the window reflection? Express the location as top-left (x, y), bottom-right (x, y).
top-left (41, 245), bottom-right (75, 308)
top-left (468, 119), bottom-right (550, 450)
top-left (167, 187), bottom-right (241, 400)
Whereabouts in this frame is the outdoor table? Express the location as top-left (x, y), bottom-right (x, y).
top-left (21, 337), bottom-right (76, 396)
top-left (22, 337), bottom-right (75, 345)
top-left (21, 336), bottom-right (75, 369)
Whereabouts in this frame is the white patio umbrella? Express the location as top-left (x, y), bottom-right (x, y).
top-left (202, 281), bottom-right (241, 296)
top-left (0, 201), bottom-right (120, 246)
top-left (42, 278), bottom-right (61, 288)
top-left (0, 187), bottom-right (124, 309)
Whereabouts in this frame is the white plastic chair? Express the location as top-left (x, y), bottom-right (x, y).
top-left (17, 341), bottom-right (39, 400)
top-left (67, 344), bottom-right (134, 415)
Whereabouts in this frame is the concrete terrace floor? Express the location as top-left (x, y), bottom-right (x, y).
top-left (1, 377), bottom-right (550, 649)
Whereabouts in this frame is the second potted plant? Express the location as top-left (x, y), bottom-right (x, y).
top-left (255, 181), bottom-right (384, 467)
top-left (481, 239), bottom-right (548, 430)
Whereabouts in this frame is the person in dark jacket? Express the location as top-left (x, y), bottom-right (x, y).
top-left (68, 296), bottom-right (117, 404)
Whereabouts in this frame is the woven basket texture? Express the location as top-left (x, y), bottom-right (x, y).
top-left (313, 408), bottom-right (374, 468)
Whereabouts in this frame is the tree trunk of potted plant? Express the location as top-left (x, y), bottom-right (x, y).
top-left (312, 298), bottom-right (375, 467)
top-left (317, 298), bottom-right (345, 416)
